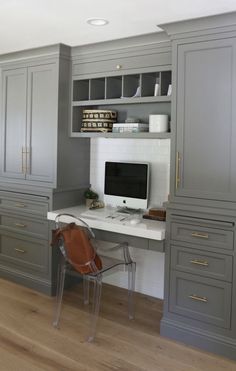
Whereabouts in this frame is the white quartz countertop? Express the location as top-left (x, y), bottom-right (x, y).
top-left (47, 205), bottom-right (166, 241)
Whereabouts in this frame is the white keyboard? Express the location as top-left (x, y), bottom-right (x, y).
top-left (80, 209), bottom-right (130, 223)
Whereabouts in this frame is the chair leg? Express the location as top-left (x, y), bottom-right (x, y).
top-left (87, 275), bottom-right (102, 342)
top-left (83, 275), bottom-right (90, 305)
top-left (127, 262), bottom-right (136, 320)
top-left (53, 257), bottom-right (66, 328)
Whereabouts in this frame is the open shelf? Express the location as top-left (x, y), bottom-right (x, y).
top-left (70, 132), bottom-right (172, 139)
top-left (71, 69), bottom-right (172, 137)
top-left (72, 95), bottom-right (171, 107)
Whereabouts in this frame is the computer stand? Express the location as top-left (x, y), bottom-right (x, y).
top-left (116, 206), bottom-right (142, 215)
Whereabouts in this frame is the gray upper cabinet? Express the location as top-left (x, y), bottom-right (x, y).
top-left (0, 44), bottom-right (90, 190)
top-left (173, 37), bottom-right (236, 202)
top-left (1, 63), bottom-right (56, 183)
top-left (1, 68), bottom-right (27, 179)
top-left (26, 64), bottom-right (57, 182)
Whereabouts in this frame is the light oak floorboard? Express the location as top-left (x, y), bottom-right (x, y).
top-left (0, 278), bottom-right (235, 371)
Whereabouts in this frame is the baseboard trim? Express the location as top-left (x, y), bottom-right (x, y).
top-left (0, 267), bottom-right (53, 296)
top-left (160, 317), bottom-right (236, 360)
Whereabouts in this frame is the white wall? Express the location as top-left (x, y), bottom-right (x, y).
top-left (90, 138), bottom-right (170, 298)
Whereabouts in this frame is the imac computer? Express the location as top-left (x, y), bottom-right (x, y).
top-left (104, 161), bottom-right (150, 210)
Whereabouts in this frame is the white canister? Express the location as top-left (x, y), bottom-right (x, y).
top-left (149, 114), bottom-right (169, 133)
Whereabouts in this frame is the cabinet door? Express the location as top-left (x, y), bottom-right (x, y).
top-left (175, 38), bottom-right (236, 201)
top-left (26, 63), bottom-right (57, 183)
top-left (1, 68), bottom-right (27, 179)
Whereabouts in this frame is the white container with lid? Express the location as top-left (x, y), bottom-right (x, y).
top-left (149, 114), bottom-right (169, 133)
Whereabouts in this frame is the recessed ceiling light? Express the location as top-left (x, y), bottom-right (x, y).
top-left (86, 18), bottom-right (109, 26)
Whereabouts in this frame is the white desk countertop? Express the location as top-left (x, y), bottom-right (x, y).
top-left (47, 205), bottom-right (166, 241)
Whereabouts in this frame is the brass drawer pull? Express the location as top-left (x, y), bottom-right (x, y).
top-left (14, 248), bottom-right (26, 254)
top-left (175, 152), bottom-right (181, 189)
top-left (189, 294), bottom-right (208, 303)
top-left (191, 232), bottom-right (209, 239)
top-left (15, 203), bottom-right (26, 208)
top-left (14, 223), bottom-right (27, 228)
top-left (190, 259), bottom-right (209, 267)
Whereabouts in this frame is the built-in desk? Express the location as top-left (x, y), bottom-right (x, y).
top-left (47, 205), bottom-right (166, 252)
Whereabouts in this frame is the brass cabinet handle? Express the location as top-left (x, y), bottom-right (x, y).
top-left (189, 294), bottom-right (208, 303)
top-left (175, 152), bottom-right (181, 189)
top-left (190, 259), bottom-right (209, 267)
top-left (191, 232), bottom-right (209, 239)
top-left (14, 223), bottom-right (27, 228)
top-left (26, 147), bottom-right (30, 174)
top-left (15, 203), bottom-right (26, 208)
top-left (21, 147), bottom-right (27, 174)
top-left (14, 248), bottom-right (26, 254)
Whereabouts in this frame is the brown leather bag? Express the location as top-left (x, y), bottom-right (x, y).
top-left (51, 223), bottom-right (102, 274)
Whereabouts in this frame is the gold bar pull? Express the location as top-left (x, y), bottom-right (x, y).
top-left (21, 147), bottom-right (27, 174)
top-left (15, 203), bottom-right (26, 208)
top-left (14, 248), bottom-right (26, 254)
top-left (191, 232), bottom-right (209, 239)
top-left (190, 259), bottom-right (209, 267)
top-left (175, 152), bottom-right (181, 189)
top-left (14, 223), bottom-right (27, 228)
top-left (26, 147), bottom-right (31, 174)
top-left (189, 294), bottom-right (208, 303)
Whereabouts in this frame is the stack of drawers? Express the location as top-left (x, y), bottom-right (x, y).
top-left (0, 191), bottom-right (50, 290)
top-left (169, 214), bottom-right (234, 329)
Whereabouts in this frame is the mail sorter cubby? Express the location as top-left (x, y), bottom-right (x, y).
top-left (72, 71), bottom-right (172, 102)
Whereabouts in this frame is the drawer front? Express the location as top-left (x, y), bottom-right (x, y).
top-left (0, 214), bottom-right (48, 239)
top-left (171, 245), bottom-right (233, 282)
top-left (0, 231), bottom-right (48, 275)
top-left (171, 222), bottom-right (233, 250)
top-left (0, 194), bottom-right (48, 217)
top-left (73, 52), bottom-right (171, 76)
top-left (170, 271), bottom-right (232, 329)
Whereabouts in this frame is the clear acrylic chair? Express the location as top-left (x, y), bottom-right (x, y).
top-left (52, 213), bottom-right (136, 342)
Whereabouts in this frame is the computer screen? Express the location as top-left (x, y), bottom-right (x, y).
top-left (104, 161), bottom-right (149, 209)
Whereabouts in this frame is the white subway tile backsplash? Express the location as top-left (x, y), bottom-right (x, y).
top-left (90, 138), bottom-right (170, 207)
top-left (90, 137), bottom-right (170, 298)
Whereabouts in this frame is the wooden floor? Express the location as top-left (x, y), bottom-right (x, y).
top-left (0, 279), bottom-right (235, 371)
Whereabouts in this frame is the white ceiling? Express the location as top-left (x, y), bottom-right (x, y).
top-left (0, 0), bottom-right (236, 54)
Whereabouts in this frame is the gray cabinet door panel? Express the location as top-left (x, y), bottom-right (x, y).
top-left (73, 52), bottom-right (171, 76)
top-left (171, 222), bottom-right (234, 250)
top-left (0, 231), bottom-right (48, 276)
top-left (1, 68), bottom-right (27, 179)
top-left (171, 245), bottom-right (233, 281)
top-left (26, 64), bottom-right (57, 182)
top-left (0, 214), bottom-right (48, 239)
top-left (0, 195), bottom-right (48, 217)
top-left (169, 271), bottom-right (232, 329)
top-left (175, 38), bottom-right (236, 201)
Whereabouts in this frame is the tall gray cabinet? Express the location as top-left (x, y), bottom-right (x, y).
top-left (0, 44), bottom-right (90, 294)
top-left (2, 63), bottom-right (57, 182)
top-left (160, 12), bottom-right (236, 360)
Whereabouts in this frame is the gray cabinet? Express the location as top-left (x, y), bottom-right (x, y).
top-left (1, 63), bottom-right (57, 183)
top-left (0, 190), bottom-right (52, 293)
top-left (173, 37), bottom-right (236, 203)
top-left (161, 208), bottom-right (236, 355)
top-left (169, 270), bottom-right (232, 329)
top-left (0, 44), bottom-right (90, 294)
top-left (160, 12), bottom-right (236, 360)
top-left (0, 44), bottom-right (90, 190)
